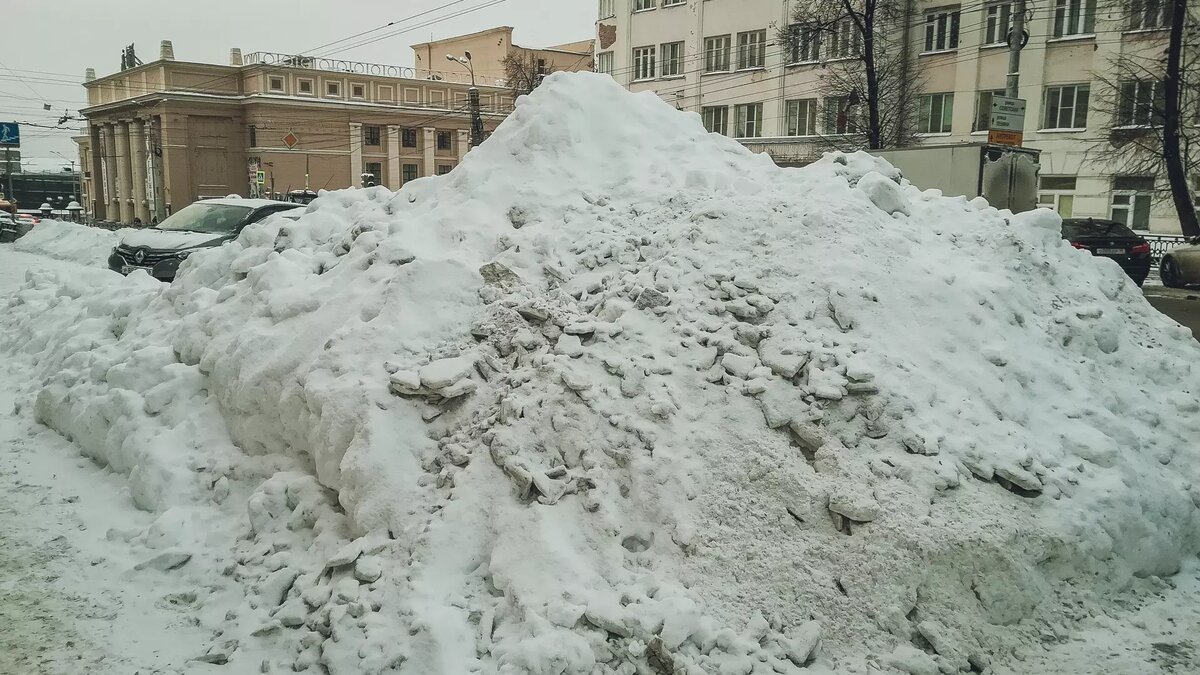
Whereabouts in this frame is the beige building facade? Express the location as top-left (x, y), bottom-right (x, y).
top-left (77, 41), bottom-right (515, 223)
top-left (412, 26), bottom-right (594, 87)
top-left (597, 0), bottom-right (1189, 234)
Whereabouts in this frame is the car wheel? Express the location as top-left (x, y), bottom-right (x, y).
top-left (1161, 257), bottom-right (1184, 288)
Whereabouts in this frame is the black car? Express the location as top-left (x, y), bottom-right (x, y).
top-left (108, 198), bottom-right (302, 281)
top-left (1060, 218), bottom-right (1152, 286)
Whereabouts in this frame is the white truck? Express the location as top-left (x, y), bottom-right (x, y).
top-left (871, 143), bottom-right (1041, 213)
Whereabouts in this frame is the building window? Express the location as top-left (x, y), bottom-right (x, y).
top-left (634, 0), bottom-right (654, 10)
top-left (402, 128), bottom-right (417, 148)
top-left (599, 0), bottom-right (615, 18)
top-left (363, 125), bottom-right (381, 146)
top-left (1052, 0), bottom-right (1096, 37)
top-left (789, 23), bottom-right (821, 63)
top-left (974, 89), bottom-right (1007, 131)
top-left (1111, 176), bottom-right (1155, 229)
top-left (919, 93), bottom-right (955, 133)
top-left (737, 30), bottom-right (767, 69)
top-left (924, 8), bottom-right (961, 52)
top-left (437, 164), bottom-right (453, 175)
top-left (702, 106), bottom-right (729, 135)
top-left (268, 76), bottom-right (284, 92)
top-left (298, 79), bottom-right (314, 95)
top-left (633, 46), bottom-right (656, 80)
top-left (1129, 0), bottom-right (1169, 29)
top-left (402, 164), bottom-right (419, 183)
top-left (704, 35), bottom-right (731, 72)
top-left (1037, 176), bottom-right (1077, 216)
top-left (663, 0), bottom-right (685, 5)
top-left (661, 42), bottom-right (684, 77)
top-left (1117, 80), bottom-right (1165, 127)
top-left (249, 126), bottom-right (257, 147)
top-left (325, 81), bottom-right (341, 97)
top-left (786, 99), bottom-right (819, 136)
top-left (828, 18), bottom-right (862, 59)
top-left (735, 103), bottom-right (763, 138)
top-left (363, 162), bottom-right (382, 185)
top-left (824, 95), bottom-right (858, 134)
top-left (597, 52), bottom-right (614, 75)
top-left (1042, 84), bottom-right (1089, 129)
top-left (437, 131), bottom-right (453, 151)
top-left (351, 83), bottom-right (366, 99)
top-left (984, 2), bottom-right (1012, 45)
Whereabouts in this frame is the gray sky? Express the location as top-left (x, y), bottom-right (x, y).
top-left (1, 0), bottom-right (593, 173)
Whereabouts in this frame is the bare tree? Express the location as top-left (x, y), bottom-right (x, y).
top-left (782, 0), bottom-right (922, 150)
top-left (1089, 1), bottom-right (1200, 236)
top-left (503, 52), bottom-right (553, 98)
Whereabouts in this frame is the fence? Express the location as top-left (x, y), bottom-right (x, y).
top-left (1142, 233), bottom-right (1190, 263)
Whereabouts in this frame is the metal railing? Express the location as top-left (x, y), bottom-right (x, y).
top-left (1142, 233), bottom-right (1190, 262)
top-left (242, 52), bottom-right (506, 87)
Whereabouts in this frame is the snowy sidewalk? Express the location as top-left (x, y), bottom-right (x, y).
top-left (0, 251), bottom-right (207, 674)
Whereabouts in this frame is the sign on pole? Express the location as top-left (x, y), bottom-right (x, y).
top-left (0, 122), bottom-right (19, 147)
top-left (256, 171), bottom-right (266, 185)
top-left (988, 97), bottom-right (1026, 147)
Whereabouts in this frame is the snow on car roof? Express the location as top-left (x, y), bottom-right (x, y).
top-left (194, 197), bottom-right (303, 210)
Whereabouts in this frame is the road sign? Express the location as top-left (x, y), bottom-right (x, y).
top-left (256, 171), bottom-right (266, 185)
top-left (989, 97), bottom-right (1026, 132)
top-left (988, 129), bottom-right (1024, 146)
top-left (282, 132), bottom-right (299, 150)
top-left (0, 123), bottom-right (19, 147)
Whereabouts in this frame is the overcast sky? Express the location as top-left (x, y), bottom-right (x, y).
top-left (1, 0), bottom-right (593, 173)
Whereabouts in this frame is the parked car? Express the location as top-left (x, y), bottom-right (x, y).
top-left (1060, 218), bottom-right (1153, 286)
top-left (1160, 236), bottom-right (1200, 288)
top-left (108, 198), bottom-right (303, 281)
top-left (16, 214), bottom-right (40, 227)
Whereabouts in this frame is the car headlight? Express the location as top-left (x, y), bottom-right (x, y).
top-left (176, 250), bottom-right (192, 260)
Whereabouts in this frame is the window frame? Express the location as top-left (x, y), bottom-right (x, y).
top-left (827, 18), bottom-right (862, 60)
top-left (736, 30), bottom-right (768, 70)
top-left (436, 130), bottom-right (453, 151)
top-left (704, 35), bottom-right (732, 73)
top-left (1129, 0), bottom-right (1169, 30)
top-left (599, 0), bottom-right (615, 18)
top-left (983, 2), bottom-right (1012, 46)
top-left (362, 125), bottom-right (382, 147)
top-left (268, 75), bottom-right (285, 92)
top-left (297, 78), bottom-right (315, 95)
top-left (350, 83), bottom-right (367, 99)
top-left (325, 80), bottom-right (342, 98)
top-left (1037, 175), bottom-right (1078, 217)
top-left (1041, 84), bottom-right (1090, 130)
top-left (1117, 79), bottom-right (1165, 128)
top-left (633, 46), bottom-right (657, 81)
top-left (661, 41), bottom-right (685, 77)
top-left (401, 128), bottom-right (418, 148)
top-left (786, 98), bottom-right (819, 136)
top-left (363, 162), bottom-right (383, 184)
top-left (402, 163), bottom-right (420, 183)
top-left (597, 52), bottom-right (614, 76)
top-left (924, 7), bottom-right (962, 53)
top-left (824, 95), bottom-right (858, 134)
top-left (788, 23), bottom-right (821, 64)
top-left (436, 164), bottom-right (454, 176)
top-left (919, 92), bottom-right (955, 133)
top-left (1110, 176), bottom-right (1155, 229)
top-left (1052, 0), bottom-right (1097, 38)
top-left (702, 106), bottom-right (729, 135)
top-left (633, 0), bottom-right (655, 11)
top-left (734, 102), bottom-right (764, 138)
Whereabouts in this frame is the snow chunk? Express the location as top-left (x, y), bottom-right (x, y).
top-left (419, 356), bottom-right (475, 389)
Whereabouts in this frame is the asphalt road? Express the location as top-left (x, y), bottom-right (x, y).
top-left (1145, 286), bottom-right (1200, 340)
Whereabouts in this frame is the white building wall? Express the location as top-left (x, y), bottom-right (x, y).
top-left (596, 0), bottom-right (1188, 234)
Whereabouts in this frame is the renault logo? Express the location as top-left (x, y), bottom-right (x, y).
top-left (133, 248), bottom-right (147, 264)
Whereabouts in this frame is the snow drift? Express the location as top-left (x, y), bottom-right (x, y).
top-left (2, 73), bottom-right (1199, 675)
top-left (12, 219), bottom-right (128, 266)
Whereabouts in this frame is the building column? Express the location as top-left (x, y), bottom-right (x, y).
top-left (386, 125), bottom-right (401, 190)
top-left (129, 119), bottom-right (150, 223)
top-left (102, 124), bottom-right (119, 221)
top-left (114, 121), bottom-right (134, 223)
top-left (89, 125), bottom-right (106, 220)
top-left (456, 129), bottom-right (470, 163)
top-left (422, 127), bottom-right (436, 178)
top-left (349, 122), bottom-right (363, 187)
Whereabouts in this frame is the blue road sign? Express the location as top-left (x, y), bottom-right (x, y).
top-left (0, 123), bottom-right (20, 147)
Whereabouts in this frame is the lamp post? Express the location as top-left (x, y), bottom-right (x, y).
top-left (446, 52), bottom-right (485, 148)
top-left (51, 150), bottom-right (81, 219)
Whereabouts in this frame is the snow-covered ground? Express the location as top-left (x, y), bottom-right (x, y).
top-left (2, 73), bottom-right (1199, 675)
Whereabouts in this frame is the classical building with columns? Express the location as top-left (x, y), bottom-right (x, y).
top-left (75, 40), bottom-right (518, 223)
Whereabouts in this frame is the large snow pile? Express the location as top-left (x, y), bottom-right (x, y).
top-left (12, 219), bottom-right (128, 267)
top-left (2, 73), bottom-right (1199, 675)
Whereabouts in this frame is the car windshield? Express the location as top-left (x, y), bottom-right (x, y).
top-left (1061, 220), bottom-right (1137, 239)
top-left (157, 203), bottom-right (253, 234)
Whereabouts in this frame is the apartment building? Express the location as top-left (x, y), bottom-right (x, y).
top-left (596, 0), bottom-right (1188, 234)
top-left (77, 39), bottom-right (515, 223)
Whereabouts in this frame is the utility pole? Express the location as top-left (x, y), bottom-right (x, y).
top-left (1163, 0), bottom-right (1200, 237)
top-left (4, 146), bottom-right (12, 203)
top-left (448, 52), bottom-right (485, 147)
top-left (1006, 0), bottom-right (1026, 98)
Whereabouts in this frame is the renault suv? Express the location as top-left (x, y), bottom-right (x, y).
top-left (109, 198), bottom-right (302, 281)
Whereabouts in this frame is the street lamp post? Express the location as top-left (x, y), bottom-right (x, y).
top-left (51, 150), bottom-right (82, 220)
top-left (446, 52), bottom-right (485, 148)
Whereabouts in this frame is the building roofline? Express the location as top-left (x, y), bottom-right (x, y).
top-left (85, 59), bottom-right (237, 88)
top-left (409, 25), bottom-right (515, 49)
top-left (80, 90), bottom-right (511, 118)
